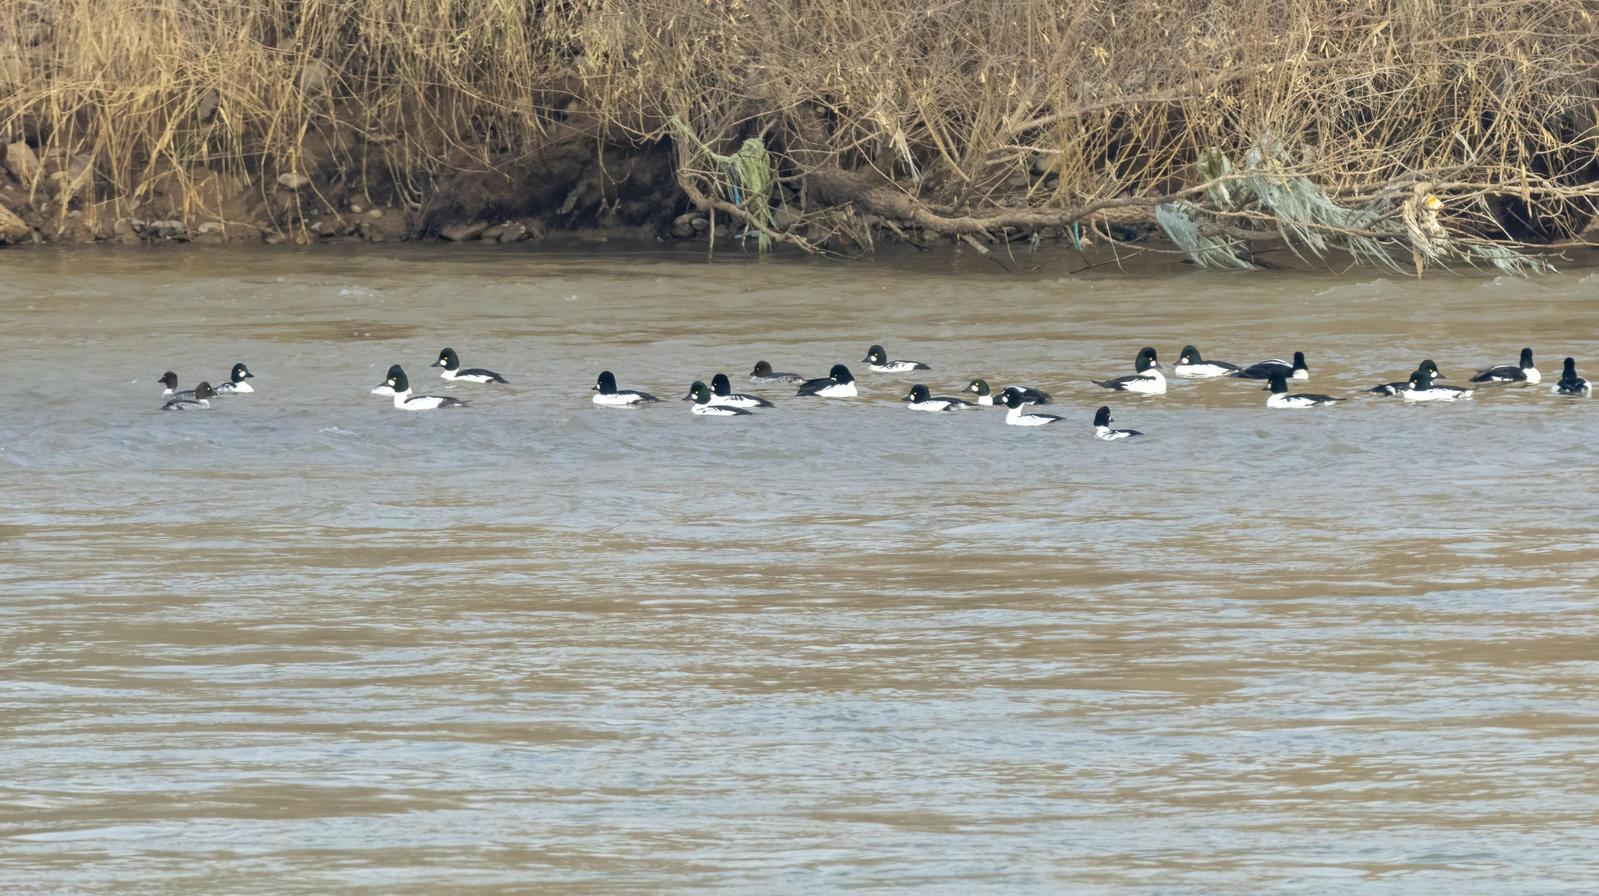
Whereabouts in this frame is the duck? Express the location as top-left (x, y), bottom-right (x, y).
top-left (158, 371), bottom-right (194, 400)
top-left (684, 381), bottom-right (753, 416)
top-left (1002, 389), bottom-right (1064, 426)
top-left (750, 360), bottom-right (805, 384)
top-left (1400, 368), bottom-right (1473, 402)
top-left (1172, 345), bottom-right (1240, 378)
top-left (1093, 405), bottom-right (1143, 440)
top-left (710, 373), bottom-right (774, 408)
top-left (1265, 370), bottom-right (1341, 408)
top-left (431, 347), bottom-right (509, 384)
top-left (863, 344), bottom-right (929, 373)
top-left (1368, 359), bottom-right (1443, 396)
top-left (1471, 347), bottom-right (1540, 384)
top-left (795, 364), bottom-right (858, 398)
top-left (902, 384), bottom-right (976, 412)
top-left (592, 370), bottom-right (660, 406)
top-left (213, 362), bottom-right (256, 394)
top-left (1234, 351), bottom-right (1309, 381)
top-left (376, 365), bottom-right (469, 410)
top-left (1552, 357), bottom-right (1591, 395)
top-left (1092, 347), bottom-right (1166, 395)
top-left (965, 378), bottom-right (1052, 406)
top-left (161, 381), bottom-right (215, 411)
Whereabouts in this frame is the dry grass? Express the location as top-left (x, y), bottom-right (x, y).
top-left (3, 0), bottom-right (1596, 266)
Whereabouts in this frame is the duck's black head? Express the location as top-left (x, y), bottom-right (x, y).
top-left (904, 384), bottom-right (930, 403)
top-left (1520, 347), bottom-right (1535, 368)
top-left (230, 362), bottom-right (254, 382)
top-left (1418, 359), bottom-right (1441, 380)
top-left (863, 345), bottom-right (887, 364)
top-left (1409, 368), bottom-right (1434, 389)
top-left (711, 373), bottom-right (734, 396)
top-left (1094, 405), bottom-right (1113, 426)
top-left (1266, 370), bottom-right (1289, 393)
top-left (1292, 350), bottom-right (1308, 372)
top-left (594, 370), bottom-right (617, 393)
top-left (1135, 346), bottom-right (1160, 372)
top-left (1178, 345), bottom-right (1201, 364)
top-left (1563, 356), bottom-right (1578, 377)
top-left (193, 381), bottom-right (217, 400)
top-left (384, 365), bottom-right (410, 393)
top-left (829, 363), bottom-right (854, 383)
top-left (1001, 389), bottom-right (1028, 409)
top-left (159, 371), bottom-right (178, 389)
top-left (685, 380), bottom-right (711, 403)
top-left (965, 378), bottom-right (990, 396)
top-left (433, 347), bottom-right (460, 370)
top-left (751, 360), bottom-right (773, 377)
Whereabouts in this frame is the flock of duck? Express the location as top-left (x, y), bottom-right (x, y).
top-left (159, 343), bottom-right (1590, 440)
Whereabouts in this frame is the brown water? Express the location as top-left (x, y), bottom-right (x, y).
top-left (2, 246), bottom-right (1597, 893)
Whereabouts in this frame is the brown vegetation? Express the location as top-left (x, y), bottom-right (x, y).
top-left (2, 0), bottom-right (1596, 271)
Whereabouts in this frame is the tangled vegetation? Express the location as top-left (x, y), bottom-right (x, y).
top-left (2, 0), bottom-right (1596, 271)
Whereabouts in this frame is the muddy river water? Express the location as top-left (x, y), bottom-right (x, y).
top-left (2, 245), bottom-right (1596, 893)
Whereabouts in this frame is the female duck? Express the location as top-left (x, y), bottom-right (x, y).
top-left (1093, 347), bottom-right (1166, 395)
top-left (750, 361), bottom-right (805, 384)
top-left (158, 371), bottom-right (193, 400)
top-left (162, 381), bottom-right (215, 411)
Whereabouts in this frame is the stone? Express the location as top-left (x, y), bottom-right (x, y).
top-left (690, 216), bottom-right (709, 232)
top-left (497, 222), bottom-right (530, 243)
top-left (480, 223), bottom-right (509, 242)
top-left (276, 172), bottom-right (311, 190)
top-left (670, 220), bottom-right (695, 239)
top-left (0, 201), bottom-right (28, 243)
top-left (147, 220), bottom-right (189, 240)
top-left (197, 221), bottom-right (224, 234)
top-left (112, 217), bottom-right (141, 245)
top-left (3, 141), bottom-right (39, 182)
top-left (349, 203), bottom-right (363, 214)
top-left (367, 208), bottom-right (384, 219)
top-left (438, 220), bottom-right (487, 241)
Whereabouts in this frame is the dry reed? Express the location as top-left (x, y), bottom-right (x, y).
top-left (2, 0), bottom-right (1596, 269)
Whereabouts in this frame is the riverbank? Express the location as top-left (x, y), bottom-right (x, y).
top-left (4, 0), bottom-right (1598, 271)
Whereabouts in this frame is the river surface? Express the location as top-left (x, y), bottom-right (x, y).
top-left (2, 245), bottom-right (1597, 894)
